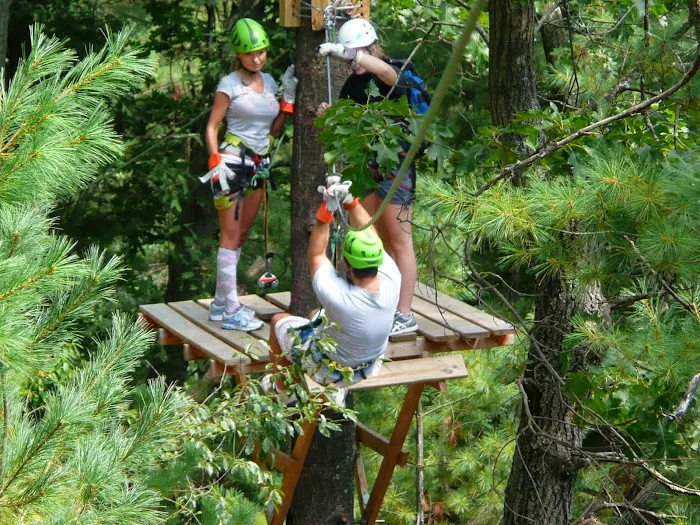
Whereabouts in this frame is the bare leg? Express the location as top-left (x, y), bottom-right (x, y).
top-left (214, 189), bottom-right (264, 313)
top-left (219, 188), bottom-right (264, 250)
top-left (361, 193), bottom-right (416, 315)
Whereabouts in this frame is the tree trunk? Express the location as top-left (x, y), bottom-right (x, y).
top-left (488, 0), bottom-right (539, 126)
top-left (290, 21), bottom-right (347, 314)
top-left (503, 276), bottom-right (582, 525)
top-left (689, 0), bottom-right (700, 40)
top-left (488, 1), bottom-right (587, 522)
top-left (287, 415), bottom-right (356, 525)
top-left (287, 18), bottom-right (355, 524)
top-left (0, 0), bottom-right (10, 72)
top-left (540, 3), bottom-right (567, 67)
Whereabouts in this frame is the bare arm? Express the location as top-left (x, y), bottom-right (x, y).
top-left (346, 199), bottom-right (377, 234)
top-left (205, 92), bottom-right (230, 156)
top-left (269, 110), bottom-right (289, 137)
top-left (308, 220), bottom-right (331, 279)
top-left (355, 53), bottom-right (398, 87)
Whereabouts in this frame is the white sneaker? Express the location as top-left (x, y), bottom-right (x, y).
top-left (390, 311), bottom-right (418, 336)
top-left (221, 305), bottom-right (263, 332)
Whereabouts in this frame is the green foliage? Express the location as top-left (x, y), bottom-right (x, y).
top-left (7, 0), bottom-right (699, 523)
top-left (0, 26), bottom-right (198, 523)
top-left (316, 97), bottom-right (415, 196)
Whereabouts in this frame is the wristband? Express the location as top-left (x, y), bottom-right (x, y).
top-left (343, 197), bottom-right (360, 211)
top-left (208, 153), bottom-right (222, 170)
top-left (316, 201), bottom-right (334, 224)
top-left (280, 98), bottom-right (295, 114)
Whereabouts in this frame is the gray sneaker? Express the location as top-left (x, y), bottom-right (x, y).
top-left (390, 311), bottom-right (418, 336)
top-left (208, 302), bottom-right (226, 321)
top-left (221, 305), bottom-right (263, 331)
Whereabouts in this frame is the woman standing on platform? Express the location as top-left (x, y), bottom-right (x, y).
top-left (318, 18), bottom-right (418, 336)
top-left (203, 18), bottom-right (297, 332)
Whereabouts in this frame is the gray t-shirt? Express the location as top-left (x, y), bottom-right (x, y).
top-left (312, 255), bottom-right (401, 367)
top-left (216, 71), bottom-right (279, 154)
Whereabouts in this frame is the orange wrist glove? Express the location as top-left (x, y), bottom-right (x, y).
top-left (208, 153), bottom-right (222, 170)
top-left (343, 197), bottom-right (360, 211)
top-left (280, 98), bottom-right (295, 114)
top-left (316, 201), bottom-right (334, 224)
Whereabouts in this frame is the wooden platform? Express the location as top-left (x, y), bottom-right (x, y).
top-left (139, 283), bottom-right (515, 377)
top-left (138, 283), bottom-right (515, 525)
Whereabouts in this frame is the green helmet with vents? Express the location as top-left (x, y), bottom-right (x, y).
top-left (232, 18), bottom-right (270, 54)
top-left (342, 229), bottom-right (384, 270)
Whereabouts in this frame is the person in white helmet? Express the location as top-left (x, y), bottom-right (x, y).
top-left (318, 18), bottom-right (418, 336)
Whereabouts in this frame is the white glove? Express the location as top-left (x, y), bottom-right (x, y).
top-left (281, 64), bottom-right (298, 104)
top-left (326, 181), bottom-right (353, 212)
top-left (318, 43), bottom-right (357, 61)
top-left (200, 159), bottom-right (235, 195)
top-left (330, 181), bottom-right (353, 206)
top-left (325, 175), bottom-right (341, 187)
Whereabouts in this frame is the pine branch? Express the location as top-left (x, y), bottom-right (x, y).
top-left (586, 503), bottom-right (682, 521)
top-left (473, 48), bottom-right (700, 197)
top-left (624, 235), bottom-right (700, 321)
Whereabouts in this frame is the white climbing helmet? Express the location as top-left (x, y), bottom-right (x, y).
top-left (337, 18), bottom-right (377, 49)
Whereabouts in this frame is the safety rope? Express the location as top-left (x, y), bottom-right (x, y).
top-left (256, 129), bottom-right (288, 289)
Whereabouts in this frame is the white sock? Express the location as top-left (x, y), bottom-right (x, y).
top-left (214, 247), bottom-right (241, 313)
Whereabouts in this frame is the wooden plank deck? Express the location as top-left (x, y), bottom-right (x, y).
top-left (139, 283), bottom-right (516, 376)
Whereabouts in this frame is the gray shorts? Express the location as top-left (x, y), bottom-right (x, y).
top-left (368, 164), bottom-right (416, 206)
top-left (274, 316), bottom-right (381, 387)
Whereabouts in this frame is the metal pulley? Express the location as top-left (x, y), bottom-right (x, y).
top-left (258, 252), bottom-right (280, 289)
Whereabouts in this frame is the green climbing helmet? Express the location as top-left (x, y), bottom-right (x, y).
top-left (342, 229), bottom-right (384, 270)
top-left (232, 18), bottom-right (270, 54)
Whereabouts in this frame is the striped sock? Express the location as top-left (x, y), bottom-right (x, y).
top-left (214, 247), bottom-right (241, 314)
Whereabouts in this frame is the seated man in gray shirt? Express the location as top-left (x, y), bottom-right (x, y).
top-left (265, 179), bottom-right (401, 403)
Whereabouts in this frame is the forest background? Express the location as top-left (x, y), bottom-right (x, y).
top-left (1, 0), bottom-right (699, 523)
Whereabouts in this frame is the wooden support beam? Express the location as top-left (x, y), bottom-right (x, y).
top-left (207, 359), bottom-right (227, 380)
top-left (357, 0), bottom-right (370, 20)
top-left (269, 447), bottom-right (295, 473)
top-left (271, 420), bottom-right (318, 525)
top-left (280, 0), bottom-right (301, 27)
top-left (427, 381), bottom-right (448, 393)
top-left (363, 383), bottom-right (425, 525)
top-left (355, 450), bottom-right (369, 514)
top-left (356, 422), bottom-right (409, 466)
top-left (158, 328), bottom-right (183, 346)
top-left (311, 0), bottom-right (325, 30)
top-left (183, 344), bottom-right (207, 361)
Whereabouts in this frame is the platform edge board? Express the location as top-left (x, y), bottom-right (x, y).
top-left (414, 282), bottom-right (515, 336)
top-left (349, 354), bottom-right (467, 391)
top-left (139, 303), bottom-right (249, 367)
top-left (411, 295), bottom-right (490, 339)
top-left (168, 301), bottom-right (270, 360)
top-left (265, 291), bottom-right (292, 311)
